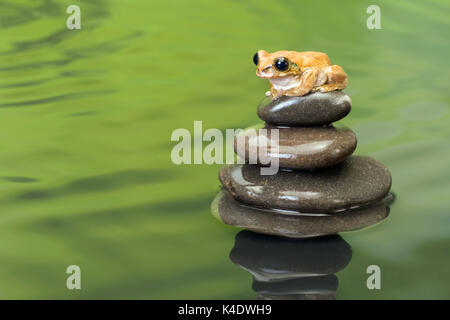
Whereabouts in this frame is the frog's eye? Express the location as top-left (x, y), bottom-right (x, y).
top-left (274, 57), bottom-right (290, 71)
top-left (253, 52), bottom-right (259, 65)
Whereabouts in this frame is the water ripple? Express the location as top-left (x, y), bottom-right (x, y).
top-left (0, 90), bottom-right (116, 108)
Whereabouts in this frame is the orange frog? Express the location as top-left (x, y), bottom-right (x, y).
top-left (253, 50), bottom-right (348, 98)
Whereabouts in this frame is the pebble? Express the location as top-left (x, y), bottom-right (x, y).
top-left (234, 125), bottom-right (357, 169)
top-left (219, 156), bottom-right (392, 212)
top-left (257, 91), bottom-right (351, 126)
top-left (212, 190), bottom-right (392, 238)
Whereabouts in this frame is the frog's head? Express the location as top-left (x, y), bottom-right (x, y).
top-left (253, 50), bottom-right (302, 93)
top-left (253, 50), bottom-right (300, 79)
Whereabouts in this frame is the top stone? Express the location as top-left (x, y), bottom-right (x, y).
top-left (257, 91), bottom-right (352, 126)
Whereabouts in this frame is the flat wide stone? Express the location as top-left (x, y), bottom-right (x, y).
top-left (219, 156), bottom-right (392, 212)
top-left (234, 125), bottom-right (357, 170)
top-left (211, 190), bottom-right (392, 238)
top-left (257, 91), bottom-right (351, 126)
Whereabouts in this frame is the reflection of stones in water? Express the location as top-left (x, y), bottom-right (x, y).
top-left (230, 231), bottom-right (352, 300)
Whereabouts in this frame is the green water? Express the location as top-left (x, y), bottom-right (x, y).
top-left (0, 0), bottom-right (449, 299)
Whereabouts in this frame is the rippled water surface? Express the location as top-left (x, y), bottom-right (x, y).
top-left (0, 0), bottom-right (448, 298)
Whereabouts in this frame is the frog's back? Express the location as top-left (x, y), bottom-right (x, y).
top-left (294, 51), bottom-right (331, 67)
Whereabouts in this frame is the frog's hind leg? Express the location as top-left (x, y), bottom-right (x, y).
top-left (316, 82), bottom-right (346, 93)
top-left (316, 65), bottom-right (348, 93)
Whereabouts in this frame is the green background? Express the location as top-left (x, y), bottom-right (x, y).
top-left (0, 0), bottom-right (449, 299)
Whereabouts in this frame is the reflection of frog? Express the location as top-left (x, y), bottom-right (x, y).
top-left (253, 50), bottom-right (348, 98)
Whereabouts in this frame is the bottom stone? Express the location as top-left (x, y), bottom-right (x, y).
top-left (212, 190), bottom-right (393, 238)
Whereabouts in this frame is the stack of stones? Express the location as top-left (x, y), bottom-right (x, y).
top-left (230, 231), bottom-right (352, 300)
top-left (212, 92), bottom-right (393, 238)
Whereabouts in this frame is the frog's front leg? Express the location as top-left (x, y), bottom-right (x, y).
top-left (269, 83), bottom-right (283, 98)
top-left (288, 68), bottom-right (318, 96)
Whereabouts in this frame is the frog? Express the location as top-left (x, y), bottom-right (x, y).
top-left (253, 50), bottom-right (348, 98)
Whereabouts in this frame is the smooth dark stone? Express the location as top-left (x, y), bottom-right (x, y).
top-left (257, 91), bottom-right (351, 126)
top-left (219, 156), bottom-right (392, 212)
top-left (252, 275), bottom-right (338, 295)
top-left (234, 125), bottom-right (357, 169)
top-left (212, 190), bottom-right (392, 238)
top-left (229, 231), bottom-right (352, 280)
